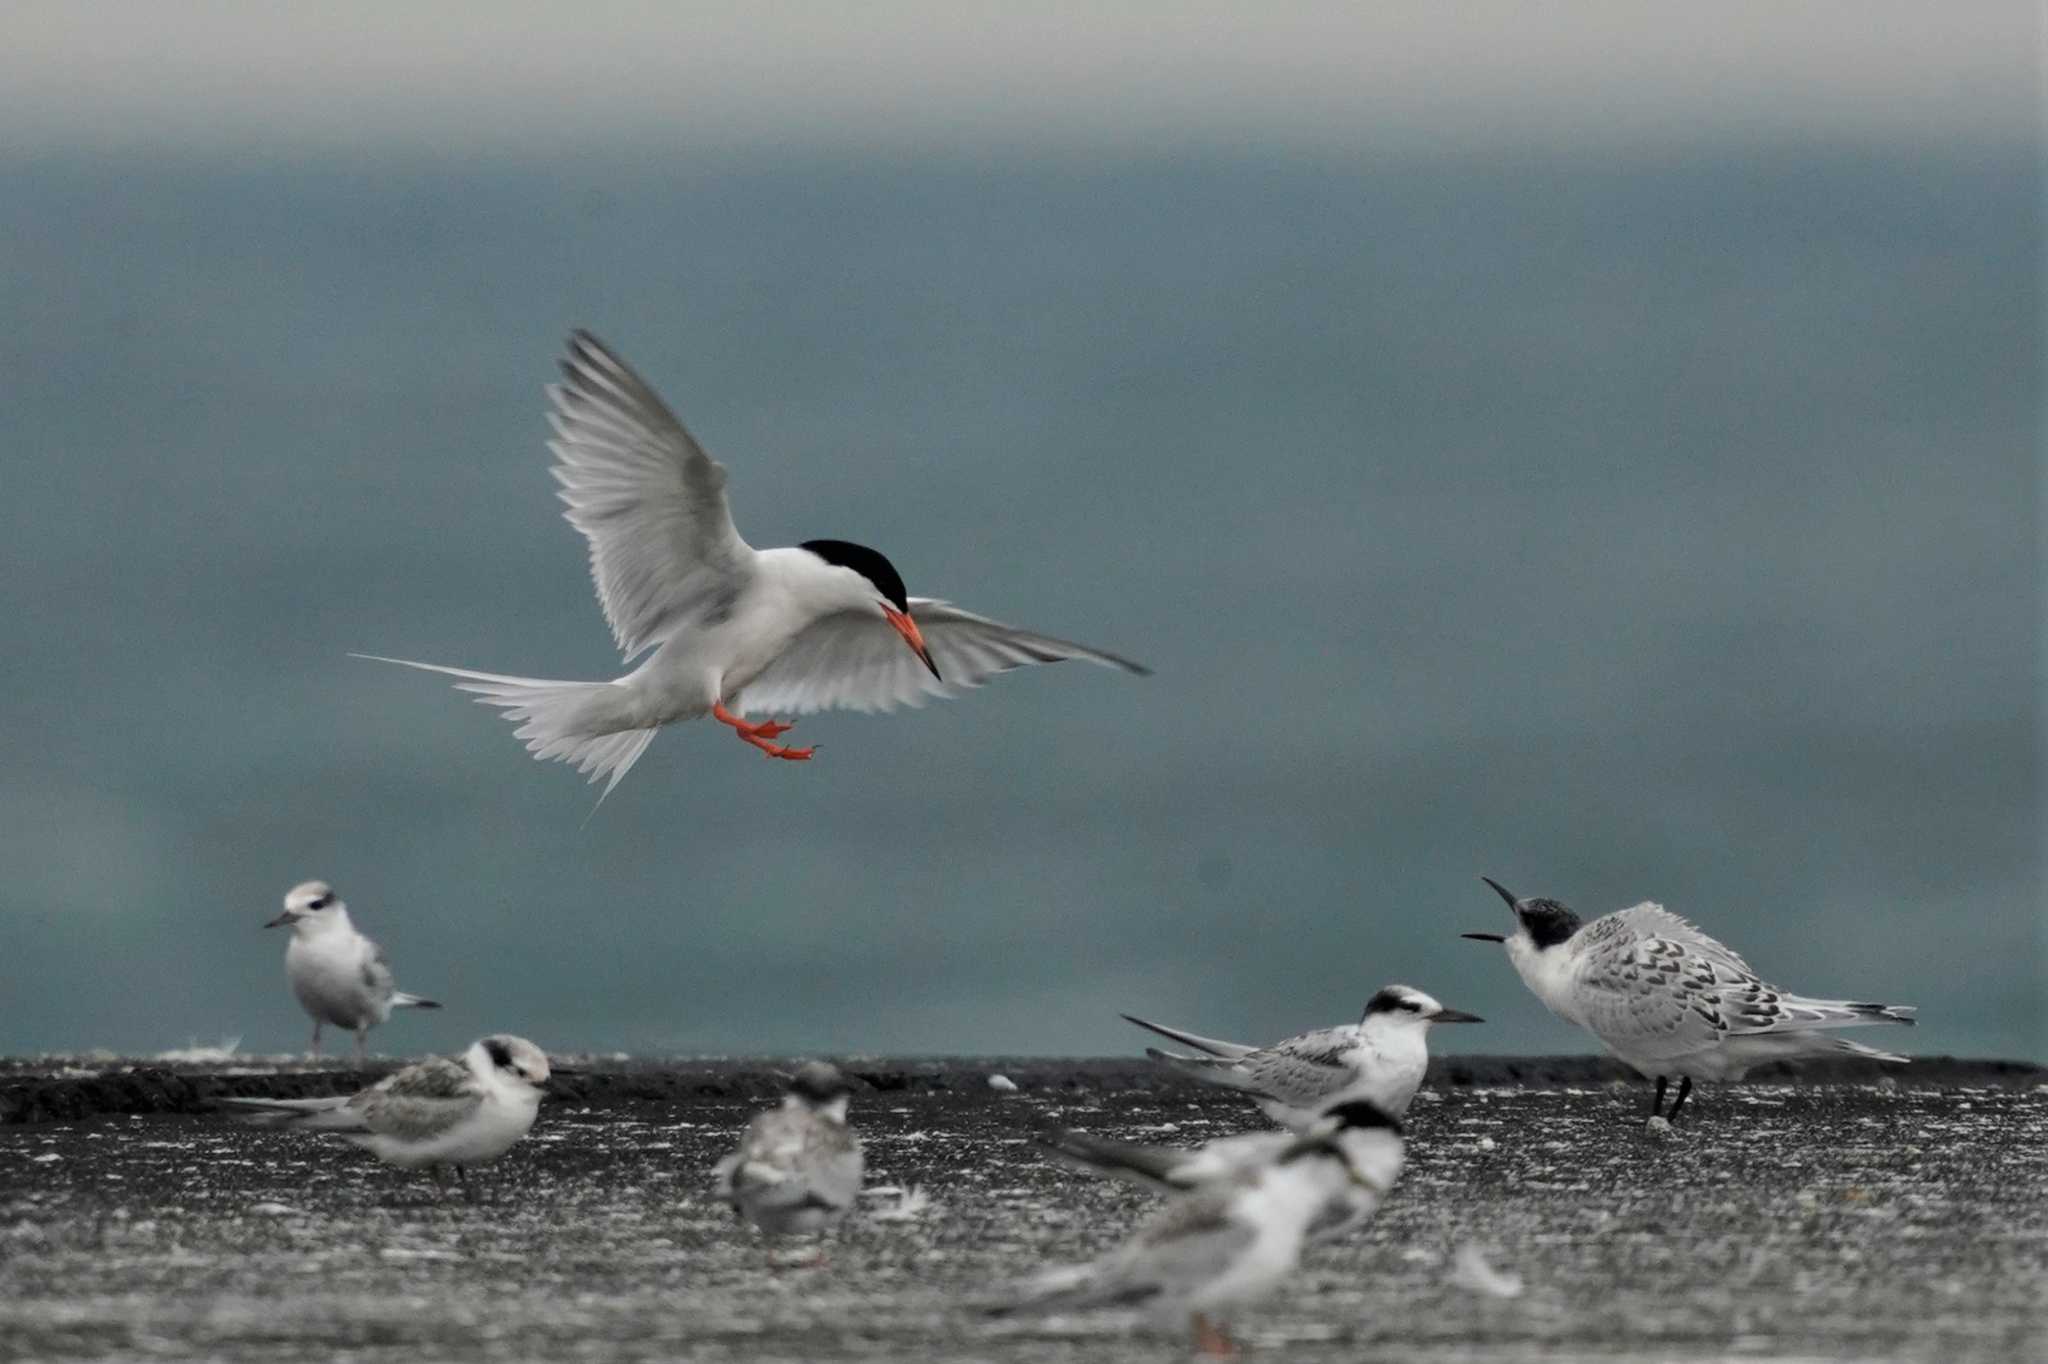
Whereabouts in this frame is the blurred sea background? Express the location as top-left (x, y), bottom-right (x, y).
top-left (1, 4), bottom-right (2038, 1059)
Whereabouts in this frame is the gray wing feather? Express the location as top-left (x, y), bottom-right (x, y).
top-left (1574, 905), bottom-right (1912, 1061)
top-left (548, 331), bottom-right (753, 661)
top-left (359, 943), bottom-right (396, 1002)
top-left (1037, 1131), bottom-right (1196, 1192)
top-left (349, 1057), bottom-right (486, 1141)
top-left (1236, 1030), bottom-right (1360, 1105)
top-left (1120, 1014), bottom-right (1257, 1060)
top-left (722, 1108), bottom-right (862, 1212)
top-left (735, 599), bottom-right (1146, 718)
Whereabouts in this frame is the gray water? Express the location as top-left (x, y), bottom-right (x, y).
top-left (1, 139), bottom-right (2039, 1060)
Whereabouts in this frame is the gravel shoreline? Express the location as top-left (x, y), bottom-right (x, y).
top-left (3, 1057), bottom-right (2043, 1362)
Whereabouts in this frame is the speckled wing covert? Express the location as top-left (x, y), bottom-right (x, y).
top-left (1569, 902), bottom-right (1912, 1062)
top-left (735, 599), bottom-right (1149, 717)
top-left (1231, 1029), bottom-right (1363, 1105)
top-left (346, 1056), bottom-right (487, 1142)
top-left (548, 331), bottom-right (754, 663)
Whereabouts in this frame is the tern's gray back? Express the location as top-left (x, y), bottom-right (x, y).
top-left (723, 1103), bottom-right (863, 1223)
top-left (1239, 1028), bottom-right (1359, 1104)
top-left (351, 1057), bottom-right (485, 1142)
top-left (1599, 902), bottom-right (1756, 973)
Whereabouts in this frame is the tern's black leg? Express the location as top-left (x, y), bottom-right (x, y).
top-left (1666, 1077), bottom-right (1693, 1123)
top-left (455, 1165), bottom-right (478, 1204)
top-left (1650, 1075), bottom-right (1668, 1117)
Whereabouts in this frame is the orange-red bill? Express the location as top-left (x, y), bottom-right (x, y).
top-left (882, 604), bottom-right (941, 681)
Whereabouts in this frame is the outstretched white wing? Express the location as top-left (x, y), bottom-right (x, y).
top-left (548, 331), bottom-right (754, 661)
top-left (734, 599), bottom-right (1148, 716)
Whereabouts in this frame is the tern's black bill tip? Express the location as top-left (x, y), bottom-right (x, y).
top-left (1479, 876), bottom-right (1518, 907)
top-left (1461, 932), bottom-right (1507, 943)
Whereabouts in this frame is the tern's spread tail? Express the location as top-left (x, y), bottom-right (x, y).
top-left (352, 655), bottom-right (656, 798)
top-left (391, 992), bottom-right (441, 1010)
top-left (1119, 1013), bottom-right (1257, 1061)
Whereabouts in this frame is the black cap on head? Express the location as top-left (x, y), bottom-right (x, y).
top-left (1362, 987), bottom-right (1421, 1017)
top-left (1516, 898), bottom-right (1583, 949)
top-left (801, 540), bottom-right (909, 612)
top-left (483, 1037), bottom-right (516, 1070)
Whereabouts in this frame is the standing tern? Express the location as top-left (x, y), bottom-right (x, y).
top-left (995, 1103), bottom-right (1402, 1354)
top-left (1463, 876), bottom-right (1916, 1122)
top-left (714, 1062), bottom-right (865, 1236)
top-left (1125, 984), bottom-right (1483, 1128)
top-left (360, 331), bottom-right (1147, 795)
top-left (264, 880), bottom-right (441, 1060)
top-left (223, 1035), bottom-right (555, 1198)
top-left (1037, 1096), bottom-right (1405, 1243)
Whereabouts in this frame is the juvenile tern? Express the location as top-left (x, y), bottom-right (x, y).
top-left (264, 880), bottom-right (441, 1060)
top-left (1038, 1096), bottom-right (1405, 1243)
top-left (1464, 876), bottom-right (1916, 1122)
top-left (714, 1062), bottom-right (865, 1235)
top-left (223, 1034), bottom-right (553, 1197)
top-left (996, 1104), bottom-right (1401, 1353)
top-left (1125, 984), bottom-right (1482, 1128)
top-left (361, 331), bottom-right (1147, 795)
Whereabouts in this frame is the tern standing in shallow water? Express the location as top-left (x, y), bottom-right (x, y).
top-left (1124, 984), bottom-right (1483, 1128)
top-left (224, 1035), bottom-right (555, 1199)
top-left (361, 331), bottom-right (1147, 796)
top-left (265, 880), bottom-right (441, 1060)
top-left (714, 1062), bottom-right (865, 1236)
top-left (1464, 876), bottom-right (1916, 1122)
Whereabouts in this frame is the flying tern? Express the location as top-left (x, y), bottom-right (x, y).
top-left (996, 1102), bottom-right (1402, 1354)
top-left (1037, 1096), bottom-right (1405, 1243)
top-left (1463, 876), bottom-right (1915, 1122)
top-left (1126, 984), bottom-right (1482, 1128)
top-left (361, 332), bottom-right (1147, 795)
top-left (264, 880), bottom-right (441, 1060)
top-left (223, 1034), bottom-right (555, 1197)
top-left (714, 1062), bottom-right (865, 1235)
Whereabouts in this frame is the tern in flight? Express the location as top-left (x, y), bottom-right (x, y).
top-left (362, 331), bottom-right (1147, 794)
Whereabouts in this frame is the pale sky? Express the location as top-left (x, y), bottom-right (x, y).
top-left (3, 2), bottom-right (2033, 155)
